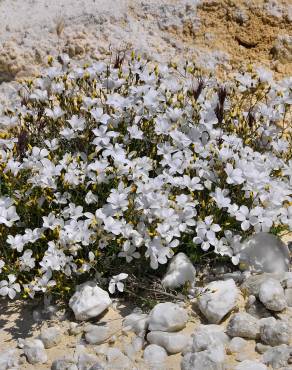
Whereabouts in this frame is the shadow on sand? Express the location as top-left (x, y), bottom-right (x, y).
top-left (0, 297), bottom-right (42, 344)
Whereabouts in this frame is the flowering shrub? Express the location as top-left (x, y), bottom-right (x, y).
top-left (0, 54), bottom-right (291, 299)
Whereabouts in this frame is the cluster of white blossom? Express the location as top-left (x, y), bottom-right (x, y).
top-left (0, 55), bottom-right (291, 299)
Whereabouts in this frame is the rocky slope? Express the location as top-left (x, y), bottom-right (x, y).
top-left (0, 0), bottom-right (291, 86)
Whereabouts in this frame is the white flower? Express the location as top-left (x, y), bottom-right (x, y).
top-left (167, 107), bottom-right (183, 122)
top-left (42, 213), bottom-right (64, 230)
top-left (53, 192), bottom-right (71, 205)
top-left (45, 106), bottom-right (64, 120)
top-left (212, 188), bottom-right (231, 209)
top-left (107, 185), bottom-right (129, 211)
top-left (63, 203), bottom-right (83, 220)
top-left (155, 116), bottom-right (171, 135)
top-left (170, 130), bottom-right (192, 148)
top-left (193, 216), bottom-right (221, 251)
top-left (127, 125), bottom-right (144, 140)
top-left (90, 107), bottom-right (103, 121)
top-left (23, 228), bottom-right (43, 244)
top-left (0, 197), bottom-right (19, 227)
top-left (181, 175), bottom-right (204, 191)
top-left (107, 93), bottom-right (129, 109)
top-left (255, 66), bottom-right (273, 83)
top-left (108, 273), bottom-right (128, 294)
top-left (4, 158), bottom-right (21, 175)
top-left (145, 237), bottom-right (176, 269)
top-left (67, 115), bottom-right (85, 131)
top-left (51, 82), bottom-right (65, 94)
top-left (90, 108), bottom-right (110, 125)
top-left (143, 89), bottom-right (160, 108)
top-left (0, 274), bottom-right (21, 299)
top-left (30, 89), bottom-right (48, 101)
top-left (60, 127), bottom-right (76, 140)
top-left (7, 234), bottom-right (25, 253)
top-left (19, 250), bottom-right (35, 271)
top-left (92, 126), bottom-right (118, 147)
top-left (231, 255), bottom-right (240, 265)
top-left (39, 242), bottom-right (67, 271)
top-left (118, 241), bottom-right (140, 262)
top-left (29, 147), bottom-right (49, 161)
top-left (272, 139), bottom-right (289, 153)
top-left (225, 163), bottom-right (245, 185)
top-left (103, 217), bottom-right (123, 235)
top-left (85, 191), bottom-right (99, 205)
top-left (44, 138), bottom-right (59, 151)
top-left (25, 270), bottom-right (56, 296)
top-left (235, 205), bottom-right (260, 231)
top-left (235, 72), bottom-right (256, 92)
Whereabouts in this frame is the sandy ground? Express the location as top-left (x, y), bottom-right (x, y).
top-left (0, 293), bottom-right (261, 370)
top-left (0, 298), bottom-right (197, 370)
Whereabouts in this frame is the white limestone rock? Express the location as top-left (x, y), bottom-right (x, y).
top-left (162, 252), bottom-right (196, 289)
top-left (191, 325), bottom-right (229, 353)
top-left (235, 349), bottom-right (256, 362)
top-left (84, 324), bottom-right (110, 345)
top-left (105, 348), bottom-right (131, 370)
top-left (258, 278), bottom-right (287, 312)
top-left (260, 317), bottom-right (291, 346)
top-left (262, 344), bottom-right (292, 368)
top-left (148, 302), bottom-right (188, 332)
top-left (181, 345), bottom-right (225, 370)
top-left (147, 331), bottom-right (189, 354)
top-left (198, 279), bottom-right (239, 324)
top-left (245, 294), bottom-right (271, 319)
top-left (285, 288), bottom-right (292, 307)
top-left (77, 352), bottom-right (99, 370)
top-left (241, 272), bottom-right (292, 296)
top-left (256, 343), bottom-right (271, 354)
top-left (237, 233), bottom-right (290, 273)
top-left (69, 281), bottom-right (111, 321)
top-left (39, 326), bottom-right (61, 349)
top-left (124, 337), bottom-right (144, 360)
top-left (23, 339), bottom-right (48, 365)
top-left (122, 311), bottom-right (148, 335)
top-left (235, 360), bottom-right (267, 370)
top-left (69, 322), bottom-right (83, 336)
top-left (271, 35), bottom-right (292, 63)
top-left (286, 278), bottom-right (292, 288)
top-left (131, 336), bottom-right (144, 352)
top-left (88, 364), bottom-right (104, 370)
top-left (94, 344), bottom-right (108, 356)
top-left (226, 312), bottom-right (260, 339)
top-left (0, 349), bottom-right (20, 370)
top-left (51, 357), bottom-right (78, 370)
top-left (143, 344), bottom-right (168, 367)
top-left (227, 337), bottom-right (248, 354)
